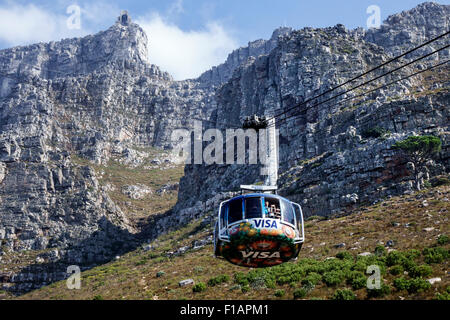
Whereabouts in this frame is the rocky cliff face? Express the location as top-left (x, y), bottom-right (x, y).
top-left (365, 2), bottom-right (450, 57)
top-left (174, 1), bottom-right (449, 219)
top-left (0, 19), bottom-right (152, 80)
top-left (0, 17), bottom-right (216, 293)
top-left (175, 23), bottom-right (449, 216)
top-left (198, 27), bottom-right (292, 86)
top-left (0, 2), bottom-right (449, 294)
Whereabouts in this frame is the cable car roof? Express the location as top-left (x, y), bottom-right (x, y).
top-left (226, 193), bottom-right (291, 203)
top-left (240, 185), bottom-right (278, 192)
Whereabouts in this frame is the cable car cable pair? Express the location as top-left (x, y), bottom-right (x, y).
top-left (274, 58), bottom-right (449, 166)
top-left (270, 30), bottom-right (450, 122)
top-left (270, 43), bottom-right (450, 129)
top-left (194, 30), bottom-right (450, 131)
top-left (273, 58), bottom-right (450, 142)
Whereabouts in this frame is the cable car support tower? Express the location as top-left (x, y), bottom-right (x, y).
top-left (241, 115), bottom-right (278, 194)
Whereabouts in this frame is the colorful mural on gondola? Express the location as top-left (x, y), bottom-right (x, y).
top-left (218, 219), bottom-right (301, 268)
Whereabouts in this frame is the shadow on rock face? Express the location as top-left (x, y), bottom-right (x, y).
top-left (6, 216), bottom-right (141, 295)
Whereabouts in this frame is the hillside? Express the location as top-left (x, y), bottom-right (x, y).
top-left (7, 183), bottom-right (448, 300)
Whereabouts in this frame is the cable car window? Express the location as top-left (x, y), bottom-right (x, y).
top-left (220, 204), bottom-right (227, 229)
top-left (281, 199), bottom-right (295, 225)
top-left (263, 197), bottom-right (281, 219)
top-left (245, 197), bottom-right (262, 219)
top-left (293, 203), bottom-right (303, 234)
top-left (228, 199), bottom-right (243, 224)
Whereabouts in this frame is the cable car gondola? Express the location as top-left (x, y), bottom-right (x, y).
top-left (214, 185), bottom-right (304, 268)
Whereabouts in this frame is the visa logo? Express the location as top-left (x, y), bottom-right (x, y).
top-left (241, 251), bottom-right (281, 259)
top-left (253, 219), bottom-right (278, 229)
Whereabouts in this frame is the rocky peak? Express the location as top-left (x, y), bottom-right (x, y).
top-left (364, 2), bottom-right (450, 56)
top-left (271, 26), bottom-right (293, 39)
top-left (100, 11), bottom-right (149, 65)
top-left (0, 11), bottom-right (150, 80)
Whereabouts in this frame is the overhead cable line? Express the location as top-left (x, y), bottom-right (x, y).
top-left (271, 44), bottom-right (449, 128)
top-left (275, 59), bottom-right (449, 166)
top-left (271, 30), bottom-right (450, 120)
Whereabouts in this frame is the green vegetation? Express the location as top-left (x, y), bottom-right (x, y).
top-left (333, 289), bottom-right (356, 300)
top-left (393, 277), bottom-right (431, 293)
top-left (192, 282), bottom-right (207, 293)
top-left (156, 271), bottom-right (165, 278)
top-left (408, 265), bottom-right (432, 278)
top-left (437, 235), bottom-right (449, 246)
top-left (323, 270), bottom-right (346, 286)
top-left (347, 271), bottom-right (367, 290)
top-left (293, 288), bottom-right (309, 299)
top-left (302, 273), bottom-right (322, 286)
top-left (393, 135), bottom-right (441, 155)
top-left (430, 176), bottom-right (450, 187)
top-left (241, 285), bottom-right (250, 293)
top-left (274, 289), bottom-right (285, 297)
top-left (367, 284), bottom-right (391, 298)
top-left (435, 287), bottom-right (450, 300)
top-left (362, 127), bottom-right (391, 140)
top-left (389, 265), bottom-right (404, 276)
top-left (374, 245), bottom-right (387, 257)
top-left (336, 251), bottom-right (353, 260)
top-left (422, 247), bottom-right (449, 264)
top-left (208, 274), bottom-right (230, 287)
top-left (386, 249), bottom-right (420, 269)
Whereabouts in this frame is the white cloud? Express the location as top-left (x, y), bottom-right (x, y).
top-left (136, 13), bottom-right (237, 80)
top-left (0, 3), bottom-right (89, 46)
top-left (80, 2), bottom-right (120, 26)
top-left (0, 1), bottom-right (238, 81)
top-left (0, 2), bottom-right (120, 48)
top-left (168, 0), bottom-right (184, 16)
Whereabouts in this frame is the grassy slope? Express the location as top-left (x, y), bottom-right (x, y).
top-left (72, 149), bottom-right (185, 225)
top-left (17, 185), bottom-right (449, 300)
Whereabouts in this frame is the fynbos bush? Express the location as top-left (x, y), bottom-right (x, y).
top-left (409, 265), bottom-right (432, 278)
top-left (394, 277), bottom-right (431, 293)
top-left (437, 235), bottom-right (449, 245)
top-left (346, 271), bottom-right (366, 290)
top-left (423, 247), bottom-right (449, 264)
top-left (333, 289), bottom-right (356, 300)
top-left (323, 270), bottom-right (345, 286)
top-left (208, 274), bottom-right (230, 287)
top-left (192, 282), bottom-right (207, 293)
top-left (367, 284), bottom-right (391, 298)
top-left (293, 288), bottom-right (308, 299)
top-left (389, 265), bottom-right (404, 276)
top-left (336, 251), bottom-right (353, 260)
top-left (274, 289), bottom-right (285, 297)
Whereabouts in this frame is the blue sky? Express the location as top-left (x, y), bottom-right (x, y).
top-left (0, 0), bottom-right (448, 79)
